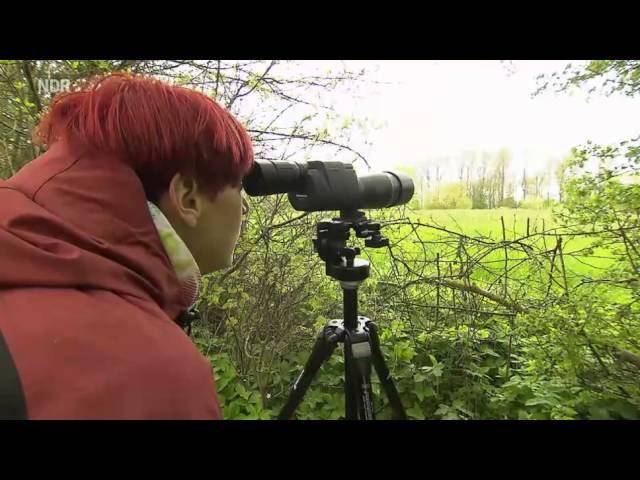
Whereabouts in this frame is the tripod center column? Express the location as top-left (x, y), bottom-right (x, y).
top-left (341, 282), bottom-right (360, 331)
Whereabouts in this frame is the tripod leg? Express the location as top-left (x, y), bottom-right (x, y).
top-left (345, 329), bottom-right (376, 420)
top-left (278, 324), bottom-right (343, 419)
top-left (352, 340), bottom-right (376, 420)
top-left (343, 335), bottom-right (359, 419)
top-left (367, 321), bottom-right (407, 420)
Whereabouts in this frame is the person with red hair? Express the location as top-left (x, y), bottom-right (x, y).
top-left (0, 72), bottom-right (255, 419)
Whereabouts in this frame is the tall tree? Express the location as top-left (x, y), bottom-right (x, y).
top-left (496, 148), bottom-right (511, 206)
top-left (555, 152), bottom-right (575, 202)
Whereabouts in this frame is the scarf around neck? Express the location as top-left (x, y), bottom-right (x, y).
top-left (147, 201), bottom-right (202, 309)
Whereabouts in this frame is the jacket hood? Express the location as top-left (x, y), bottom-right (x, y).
top-left (0, 141), bottom-right (188, 320)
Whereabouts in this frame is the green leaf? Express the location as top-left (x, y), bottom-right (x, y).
top-left (525, 397), bottom-right (556, 407)
top-left (435, 404), bottom-right (450, 417)
top-left (249, 391), bottom-right (262, 406)
top-left (414, 372), bottom-right (427, 382)
top-left (235, 383), bottom-right (251, 401)
top-left (609, 401), bottom-right (639, 420)
top-left (216, 374), bottom-right (234, 393)
top-left (407, 405), bottom-right (426, 420)
top-left (242, 407), bottom-right (260, 420)
top-left (259, 410), bottom-right (274, 420)
top-left (453, 401), bottom-right (473, 418)
top-left (477, 329), bottom-right (490, 339)
top-left (481, 346), bottom-right (500, 357)
top-left (225, 402), bottom-right (242, 419)
top-left (444, 411), bottom-right (460, 420)
top-left (222, 298), bottom-right (238, 310)
top-left (414, 383), bottom-right (435, 402)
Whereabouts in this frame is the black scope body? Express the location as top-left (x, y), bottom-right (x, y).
top-left (242, 160), bottom-right (414, 212)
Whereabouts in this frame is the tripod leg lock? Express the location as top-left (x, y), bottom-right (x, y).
top-left (323, 321), bottom-right (345, 344)
top-left (351, 341), bottom-right (372, 360)
top-left (349, 335), bottom-right (373, 380)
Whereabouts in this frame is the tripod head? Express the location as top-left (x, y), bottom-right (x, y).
top-left (313, 210), bottom-right (388, 284)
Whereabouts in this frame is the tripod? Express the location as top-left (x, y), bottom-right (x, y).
top-left (278, 211), bottom-right (407, 420)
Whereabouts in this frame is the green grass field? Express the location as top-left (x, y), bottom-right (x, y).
top-left (365, 207), bottom-right (624, 302)
top-left (416, 208), bottom-right (614, 266)
top-left (411, 208), bottom-right (554, 240)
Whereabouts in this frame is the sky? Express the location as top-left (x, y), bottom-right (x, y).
top-left (328, 60), bottom-right (640, 178)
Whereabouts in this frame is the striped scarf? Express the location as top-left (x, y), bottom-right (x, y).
top-left (148, 201), bottom-right (202, 309)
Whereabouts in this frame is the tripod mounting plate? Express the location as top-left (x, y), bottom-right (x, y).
top-left (328, 317), bottom-right (368, 335)
top-left (327, 257), bottom-right (370, 282)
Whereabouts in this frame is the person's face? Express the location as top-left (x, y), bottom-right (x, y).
top-left (158, 173), bottom-right (249, 274)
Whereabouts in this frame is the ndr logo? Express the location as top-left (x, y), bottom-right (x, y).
top-left (36, 78), bottom-right (71, 95)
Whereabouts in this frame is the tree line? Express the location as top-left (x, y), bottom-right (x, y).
top-left (407, 148), bottom-right (574, 210)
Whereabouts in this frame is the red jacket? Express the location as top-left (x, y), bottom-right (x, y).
top-left (0, 142), bottom-right (222, 419)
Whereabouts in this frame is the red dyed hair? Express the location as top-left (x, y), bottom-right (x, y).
top-left (34, 72), bottom-right (254, 202)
